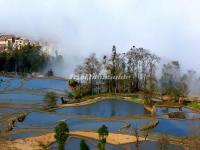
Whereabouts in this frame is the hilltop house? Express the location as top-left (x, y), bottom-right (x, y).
top-left (0, 34), bottom-right (29, 52)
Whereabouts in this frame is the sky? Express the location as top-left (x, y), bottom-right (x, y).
top-left (0, 0), bottom-right (200, 75)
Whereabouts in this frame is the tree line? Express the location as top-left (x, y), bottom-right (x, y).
top-left (70, 45), bottom-right (194, 101)
top-left (0, 44), bottom-right (50, 73)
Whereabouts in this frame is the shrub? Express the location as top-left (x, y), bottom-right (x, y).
top-left (67, 92), bottom-right (74, 99)
top-left (43, 91), bottom-right (57, 110)
top-left (144, 98), bottom-right (154, 107)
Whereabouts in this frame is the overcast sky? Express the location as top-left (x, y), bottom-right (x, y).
top-left (0, 0), bottom-right (200, 75)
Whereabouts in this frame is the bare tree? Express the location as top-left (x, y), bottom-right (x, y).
top-left (126, 46), bottom-right (159, 93)
top-left (82, 53), bottom-right (102, 94)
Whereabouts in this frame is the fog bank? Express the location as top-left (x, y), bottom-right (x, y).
top-left (0, 0), bottom-right (200, 77)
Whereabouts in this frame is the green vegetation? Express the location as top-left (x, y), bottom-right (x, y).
top-left (43, 92), bottom-right (57, 110)
top-left (80, 139), bottom-right (90, 150)
top-left (189, 102), bottom-right (200, 111)
top-left (70, 45), bottom-right (200, 113)
top-left (67, 92), bottom-right (74, 99)
top-left (156, 101), bottom-right (180, 107)
top-left (97, 124), bottom-right (109, 150)
top-left (129, 97), bottom-right (144, 104)
top-left (0, 44), bottom-right (49, 73)
top-left (144, 98), bottom-right (154, 107)
top-left (54, 121), bottom-right (69, 150)
top-left (72, 46), bottom-right (160, 98)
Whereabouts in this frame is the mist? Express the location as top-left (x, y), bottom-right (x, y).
top-left (0, 0), bottom-right (200, 78)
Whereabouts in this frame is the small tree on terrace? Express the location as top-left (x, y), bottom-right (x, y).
top-left (80, 139), bottom-right (90, 150)
top-left (54, 121), bottom-right (69, 150)
top-left (97, 124), bottom-right (109, 150)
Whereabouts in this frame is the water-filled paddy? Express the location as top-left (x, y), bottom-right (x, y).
top-left (121, 141), bottom-right (183, 150)
top-left (0, 108), bottom-right (17, 116)
top-left (56, 99), bottom-right (149, 117)
top-left (22, 78), bottom-right (68, 91)
top-left (0, 77), bottom-right (22, 90)
top-left (0, 93), bottom-right (43, 103)
top-left (15, 111), bottom-right (152, 133)
top-left (153, 118), bottom-right (200, 136)
top-left (156, 106), bottom-right (200, 119)
top-left (14, 111), bottom-right (68, 129)
top-left (66, 118), bottom-right (151, 133)
top-left (0, 76), bottom-right (200, 149)
top-left (156, 106), bottom-right (195, 115)
top-left (3, 131), bottom-right (49, 140)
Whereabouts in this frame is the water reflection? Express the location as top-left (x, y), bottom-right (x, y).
top-left (56, 99), bottom-right (149, 117)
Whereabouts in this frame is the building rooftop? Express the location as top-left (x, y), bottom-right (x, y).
top-left (0, 35), bottom-right (15, 41)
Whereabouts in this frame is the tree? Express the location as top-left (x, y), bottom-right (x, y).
top-left (103, 45), bottom-right (124, 93)
top-left (0, 44), bottom-right (50, 73)
top-left (83, 53), bottom-right (102, 94)
top-left (126, 46), bottom-right (159, 93)
top-left (74, 53), bottom-right (102, 95)
top-left (97, 125), bottom-right (109, 150)
top-left (54, 121), bottom-right (69, 150)
top-left (43, 91), bottom-right (57, 110)
top-left (160, 61), bottom-right (189, 101)
top-left (80, 139), bottom-right (90, 150)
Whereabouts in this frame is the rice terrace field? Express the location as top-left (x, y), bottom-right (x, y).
top-left (0, 75), bottom-right (199, 150)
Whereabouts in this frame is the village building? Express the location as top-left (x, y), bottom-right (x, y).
top-left (0, 34), bottom-right (30, 52)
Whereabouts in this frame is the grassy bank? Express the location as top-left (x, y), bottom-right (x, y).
top-left (188, 102), bottom-right (200, 111)
top-left (64, 92), bottom-right (200, 112)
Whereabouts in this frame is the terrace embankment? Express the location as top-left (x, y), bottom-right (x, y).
top-left (8, 131), bottom-right (149, 150)
top-left (58, 95), bottom-right (145, 108)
